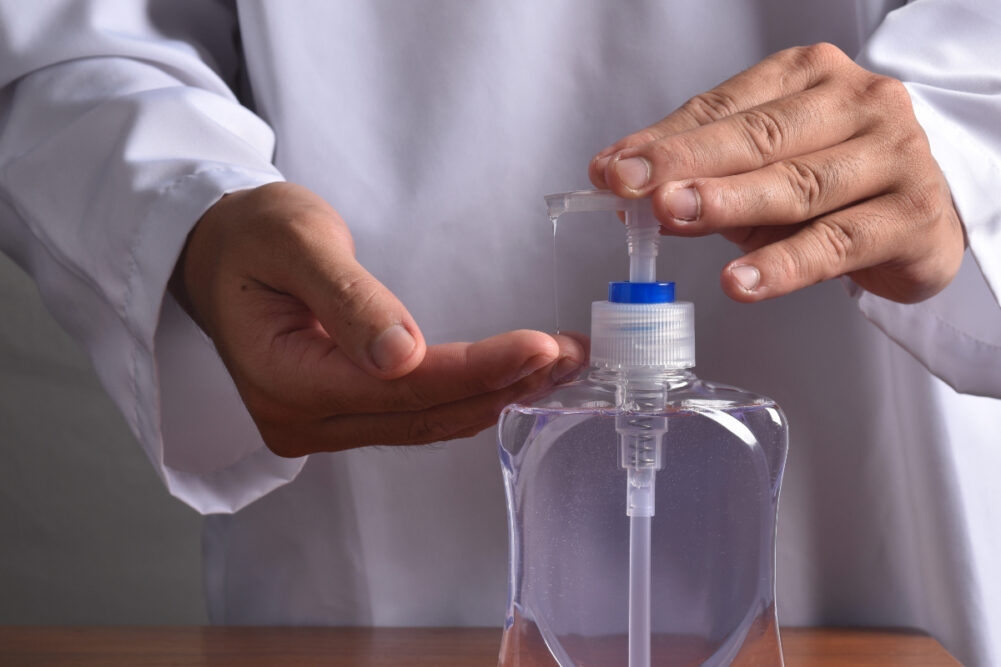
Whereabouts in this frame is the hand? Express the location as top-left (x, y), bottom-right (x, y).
top-left (590, 42), bottom-right (964, 304)
top-left (171, 182), bottom-right (585, 457)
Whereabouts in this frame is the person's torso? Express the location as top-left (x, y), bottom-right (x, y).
top-left (206, 0), bottom-right (964, 632)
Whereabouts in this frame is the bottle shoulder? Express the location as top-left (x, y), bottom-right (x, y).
top-left (501, 368), bottom-right (789, 480)
top-left (510, 367), bottom-right (783, 417)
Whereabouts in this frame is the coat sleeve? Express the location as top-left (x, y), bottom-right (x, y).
top-left (854, 0), bottom-right (1001, 398)
top-left (0, 0), bottom-right (305, 513)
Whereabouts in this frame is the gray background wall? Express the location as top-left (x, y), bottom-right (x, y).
top-left (0, 253), bottom-right (206, 625)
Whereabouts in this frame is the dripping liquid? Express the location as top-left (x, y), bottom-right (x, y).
top-left (551, 214), bottom-right (561, 335)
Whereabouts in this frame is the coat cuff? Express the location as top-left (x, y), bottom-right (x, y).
top-left (131, 167), bottom-right (308, 514)
top-left (852, 91), bottom-right (1001, 399)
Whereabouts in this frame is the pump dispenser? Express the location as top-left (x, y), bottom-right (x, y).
top-left (498, 191), bottom-right (789, 667)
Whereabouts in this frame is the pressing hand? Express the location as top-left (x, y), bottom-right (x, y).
top-left (590, 43), bottom-right (964, 304)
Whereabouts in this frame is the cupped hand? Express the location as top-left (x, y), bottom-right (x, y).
top-left (590, 42), bottom-right (964, 304)
top-left (171, 182), bottom-right (585, 457)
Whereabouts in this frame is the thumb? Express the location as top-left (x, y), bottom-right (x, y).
top-left (180, 182), bottom-right (425, 380)
top-left (273, 221), bottom-right (425, 379)
top-left (220, 182), bottom-right (426, 379)
top-left (307, 256), bottom-right (425, 379)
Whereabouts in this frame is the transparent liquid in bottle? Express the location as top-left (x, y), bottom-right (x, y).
top-left (498, 368), bottom-right (789, 667)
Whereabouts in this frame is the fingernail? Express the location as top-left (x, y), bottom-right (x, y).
top-left (370, 324), bottom-right (416, 371)
top-left (551, 357), bottom-right (582, 383)
top-left (592, 155), bottom-right (611, 177)
top-left (614, 157), bottom-right (651, 191)
top-left (666, 186), bottom-right (699, 223)
top-left (517, 354), bottom-right (551, 381)
top-left (731, 265), bottom-right (760, 292)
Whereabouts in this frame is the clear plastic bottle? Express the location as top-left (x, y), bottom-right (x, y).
top-left (498, 191), bottom-right (789, 667)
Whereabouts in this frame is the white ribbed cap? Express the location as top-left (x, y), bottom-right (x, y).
top-left (590, 300), bottom-right (695, 369)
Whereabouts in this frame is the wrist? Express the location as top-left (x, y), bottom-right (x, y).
top-left (168, 190), bottom-right (240, 335)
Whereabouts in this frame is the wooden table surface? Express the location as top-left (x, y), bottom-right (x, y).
top-left (0, 626), bottom-right (960, 666)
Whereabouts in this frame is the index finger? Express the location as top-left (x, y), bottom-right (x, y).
top-left (590, 43), bottom-right (849, 187)
top-left (604, 75), bottom-right (873, 199)
top-left (288, 329), bottom-right (587, 416)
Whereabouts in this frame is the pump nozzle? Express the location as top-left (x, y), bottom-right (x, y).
top-left (546, 190), bottom-right (661, 285)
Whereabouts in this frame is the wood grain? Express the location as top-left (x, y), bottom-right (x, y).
top-left (0, 626), bottom-right (961, 666)
top-left (782, 627), bottom-right (962, 667)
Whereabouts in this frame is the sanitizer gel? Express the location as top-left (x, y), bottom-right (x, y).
top-left (498, 191), bottom-right (789, 667)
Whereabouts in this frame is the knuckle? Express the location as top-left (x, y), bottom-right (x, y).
top-left (770, 218), bottom-right (856, 288)
top-left (648, 137), bottom-right (697, 174)
top-left (883, 118), bottom-right (926, 157)
top-left (807, 42), bottom-right (845, 64)
top-left (861, 75), bottom-right (910, 109)
top-left (895, 130), bottom-right (926, 162)
top-left (686, 178), bottom-right (746, 225)
top-left (779, 45), bottom-right (811, 72)
top-left (778, 159), bottom-right (824, 216)
top-left (681, 89), bottom-right (742, 124)
top-left (796, 42), bottom-right (844, 70)
top-left (329, 273), bottom-right (381, 324)
top-left (769, 243), bottom-right (809, 286)
top-left (811, 218), bottom-right (854, 269)
top-left (899, 182), bottom-right (943, 220)
top-left (739, 108), bottom-right (785, 162)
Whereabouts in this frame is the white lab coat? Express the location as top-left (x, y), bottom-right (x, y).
top-left (1, 1), bottom-right (999, 664)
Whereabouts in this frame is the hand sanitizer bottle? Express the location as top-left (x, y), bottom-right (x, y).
top-left (498, 191), bottom-right (789, 667)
